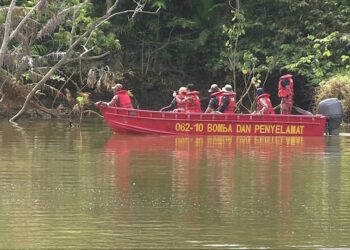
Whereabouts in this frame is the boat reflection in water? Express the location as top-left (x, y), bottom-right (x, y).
top-left (103, 135), bottom-right (325, 205)
top-left (103, 135), bottom-right (329, 246)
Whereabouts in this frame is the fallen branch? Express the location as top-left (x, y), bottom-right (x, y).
top-left (83, 109), bottom-right (103, 118)
top-left (66, 51), bottom-right (110, 63)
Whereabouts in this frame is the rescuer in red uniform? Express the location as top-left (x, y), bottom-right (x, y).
top-left (108, 83), bottom-right (134, 108)
top-left (160, 87), bottom-right (190, 112)
top-left (204, 84), bottom-right (222, 113)
top-left (218, 84), bottom-right (236, 113)
top-left (185, 83), bottom-right (202, 113)
top-left (254, 88), bottom-right (275, 115)
top-left (173, 87), bottom-right (189, 112)
top-left (278, 68), bottom-right (294, 114)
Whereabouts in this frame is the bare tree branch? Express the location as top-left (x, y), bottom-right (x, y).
top-left (106, 0), bottom-right (120, 16)
top-left (37, 0), bottom-right (89, 41)
top-left (0, 0), bottom-right (16, 67)
top-left (10, 0), bottom-right (158, 122)
top-left (67, 51), bottom-right (110, 63)
top-left (9, 0), bottom-right (45, 41)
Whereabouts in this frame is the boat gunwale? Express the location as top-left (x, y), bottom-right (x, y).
top-left (101, 106), bottom-right (326, 125)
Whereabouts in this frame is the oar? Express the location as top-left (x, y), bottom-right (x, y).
top-left (274, 104), bottom-right (313, 115)
top-left (293, 106), bottom-right (313, 115)
top-left (273, 104), bottom-right (281, 110)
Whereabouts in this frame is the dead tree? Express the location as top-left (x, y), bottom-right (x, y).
top-left (0, 0), bottom-right (159, 123)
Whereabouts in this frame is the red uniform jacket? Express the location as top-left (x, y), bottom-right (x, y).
top-left (278, 74), bottom-right (294, 98)
top-left (256, 93), bottom-right (275, 114)
top-left (175, 94), bottom-right (188, 111)
top-left (218, 92), bottom-right (236, 113)
top-left (112, 90), bottom-right (133, 108)
top-left (185, 91), bottom-right (202, 113)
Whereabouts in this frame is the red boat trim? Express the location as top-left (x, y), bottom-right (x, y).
top-left (110, 120), bottom-right (177, 135)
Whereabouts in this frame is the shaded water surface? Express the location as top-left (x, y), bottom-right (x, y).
top-left (0, 120), bottom-right (350, 249)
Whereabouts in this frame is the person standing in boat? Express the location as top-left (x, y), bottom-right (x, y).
top-left (204, 84), bottom-right (222, 113)
top-left (254, 88), bottom-right (275, 115)
top-left (185, 83), bottom-right (202, 113)
top-left (160, 87), bottom-right (189, 112)
top-left (108, 83), bottom-right (134, 108)
top-left (278, 67), bottom-right (294, 114)
top-left (218, 84), bottom-right (236, 113)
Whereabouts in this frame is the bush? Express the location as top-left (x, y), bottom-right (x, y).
top-left (314, 72), bottom-right (350, 120)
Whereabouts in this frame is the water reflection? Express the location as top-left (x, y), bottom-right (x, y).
top-left (102, 135), bottom-right (333, 247)
top-left (104, 135), bottom-right (326, 208)
top-left (2, 118), bottom-right (350, 249)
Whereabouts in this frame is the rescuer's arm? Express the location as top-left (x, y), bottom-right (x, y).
top-left (108, 95), bottom-right (119, 106)
top-left (258, 98), bottom-right (268, 115)
top-left (218, 96), bottom-right (229, 113)
top-left (160, 98), bottom-right (176, 111)
top-left (205, 98), bottom-right (218, 113)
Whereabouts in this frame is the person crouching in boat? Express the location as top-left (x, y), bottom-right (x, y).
top-left (185, 83), bottom-right (202, 113)
top-left (254, 88), bottom-right (275, 115)
top-left (204, 84), bottom-right (222, 113)
top-left (108, 83), bottom-right (134, 108)
top-left (218, 84), bottom-right (236, 113)
top-left (160, 87), bottom-right (189, 112)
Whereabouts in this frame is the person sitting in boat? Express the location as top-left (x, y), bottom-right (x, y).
top-left (218, 84), bottom-right (236, 113)
top-left (278, 67), bottom-right (294, 114)
top-left (254, 88), bottom-right (275, 115)
top-left (108, 83), bottom-right (134, 108)
top-left (204, 84), bottom-right (222, 113)
top-left (185, 83), bottom-right (202, 113)
top-left (160, 87), bottom-right (189, 112)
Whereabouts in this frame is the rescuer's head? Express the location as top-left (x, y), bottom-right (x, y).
top-left (208, 84), bottom-right (220, 93)
top-left (223, 84), bottom-right (233, 92)
top-left (279, 67), bottom-right (288, 75)
top-left (256, 88), bottom-right (264, 96)
top-left (178, 87), bottom-right (188, 95)
top-left (112, 83), bottom-right (123, 91)
top-left (186, 83), bottom-right (195, 91)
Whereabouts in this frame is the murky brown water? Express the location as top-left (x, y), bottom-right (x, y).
top-left (0, 119), bottom-right (350, 249)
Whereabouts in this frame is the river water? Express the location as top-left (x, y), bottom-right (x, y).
top-left (0, 119), bottom-right (350, 249)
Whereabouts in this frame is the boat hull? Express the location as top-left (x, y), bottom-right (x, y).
top-left (97, 104), bottom-right (326, 136)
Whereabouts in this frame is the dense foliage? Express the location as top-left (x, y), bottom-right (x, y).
top-left (111, 0), bottom-right (350, 107)
top-left (1, 0), bottom-right (350, 114)
top-left (314, 71), bottom-right (350, 120)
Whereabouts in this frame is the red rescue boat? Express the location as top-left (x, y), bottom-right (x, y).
top-left (96, 104), bottom-right (326, 136)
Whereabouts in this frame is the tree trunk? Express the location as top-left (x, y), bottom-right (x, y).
top-left (0, 0), bottom-right (16, 67)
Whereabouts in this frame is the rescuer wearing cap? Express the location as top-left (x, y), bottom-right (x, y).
top-left (218, 84), bottom-right (236, 113)
top-left (108, 83), bottom-right (134, 108)
top-left (204, 84), bottom-right (222, 113)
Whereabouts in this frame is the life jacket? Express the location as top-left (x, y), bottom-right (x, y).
top-left (256, 93), bottom-right (275, 114)
top-left (209, 91), bottom-right (223, 111)
top-left (185, 91), bottom-right (202, 113)
top-left (278, 74), bottom-right (294, 98)
top-left (218, 92), bottom-right (236, 113)
top-left (175, 93), bottom-right (188, 111)
top-left (115, 90), bottom-right (133, 108)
